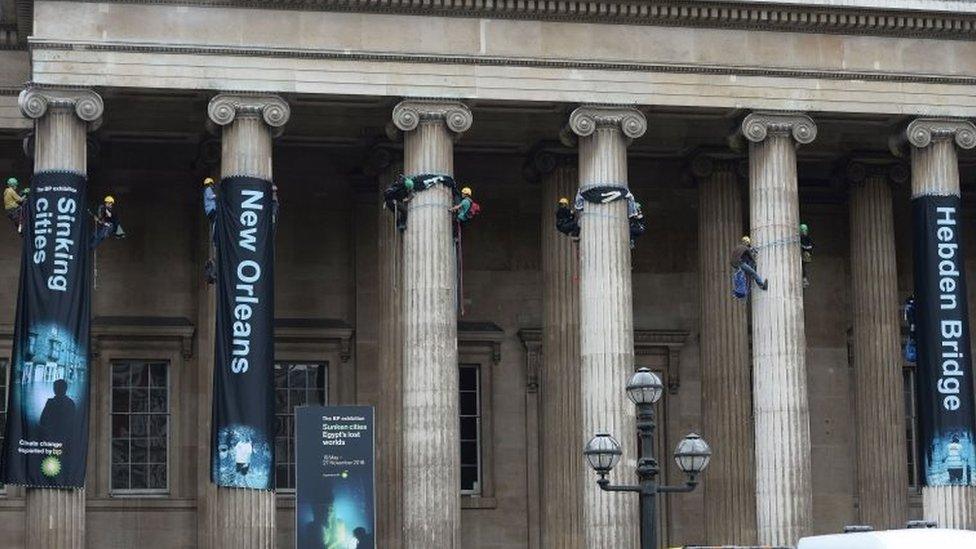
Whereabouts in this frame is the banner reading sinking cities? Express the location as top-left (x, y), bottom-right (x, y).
top-left (913, 195), bottom-right (976, 487)
top-left (211, 176), bottom-right (276, 490)
top-left (1, 171), bottom-right (91, 488)
top-left (296, 406), bottom-right (375, 549)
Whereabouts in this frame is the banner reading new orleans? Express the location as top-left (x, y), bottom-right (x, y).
top-left (296, 406), bottom-right (375, 549)
top-left (211, 176), bottom-right (275, 490)
top-left (913, 195), bottom-right (976, 487)
top-left (1, 171), bottom-right (91, 487)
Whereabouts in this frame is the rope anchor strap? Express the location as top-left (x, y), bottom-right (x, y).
top-left (754, 236), bottom-right (801, 250)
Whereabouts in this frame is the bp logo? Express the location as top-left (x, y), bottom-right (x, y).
top-left (40, 456), bottom-right (61, 478)
top-left (341, 470), bottom-right (349, 479)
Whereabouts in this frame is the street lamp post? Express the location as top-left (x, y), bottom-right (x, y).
top-left (584, 367), bottom-right (712, 549)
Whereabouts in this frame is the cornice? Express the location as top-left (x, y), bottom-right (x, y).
top-left (61, 0), bottom-right (976, 41)
top-left (30, 39), bottom-right (976, 88)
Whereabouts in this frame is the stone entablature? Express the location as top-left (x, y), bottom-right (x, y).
top-left (65, 0), bottom-right (976, 40)
top-left (28, 2), bottom-right (976, 117)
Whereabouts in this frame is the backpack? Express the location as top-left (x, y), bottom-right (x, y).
top-left (467, 200), bottom-right (481, 219)
top-left (731, 268), bottom-right (748, 300)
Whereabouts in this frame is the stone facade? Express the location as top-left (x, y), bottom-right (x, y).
top-left (0, 1), bottom-right (970, 548)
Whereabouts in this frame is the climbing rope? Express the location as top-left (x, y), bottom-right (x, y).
top-left (753, 236), bottom-right (801, 250)
top-left (456, 219), bottom-right (465, 317)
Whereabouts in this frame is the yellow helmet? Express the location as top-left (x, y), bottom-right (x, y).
top-left (741, 235), bottom-right (751, 245)
top-left (104, 195), bottom-right (115, 204)
top-left (558, 197), bottom-right (570, 206)
top-left (203, 177), bottom-right (214, 186)
top-left (461, 187), bottom-right (472, 197)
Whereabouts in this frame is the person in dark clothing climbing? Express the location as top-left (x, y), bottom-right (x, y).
top-left (629, 200), bottom-right (646, 249)
top-left (383, 175), bottom-right (414, 231)
top-left (732, 235), bottom-right (768, 291)
top-left (91, 195), bottom-right (123, 248)
top-left (203, 177), bottom-right (218, 284)
top-left (554, 197), bottom-right (580, 240)
top-left (800, 223), bottom-right (814, 288)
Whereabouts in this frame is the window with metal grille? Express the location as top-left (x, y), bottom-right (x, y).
top-left (110, 360), bottom-right (169, 494)
top-left (274, 361), bottom-right (328, 491)
top-left (459, 364), bottom-right (482, 495)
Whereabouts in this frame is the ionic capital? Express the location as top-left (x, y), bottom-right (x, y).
top-left (19, 85), bottom-right (103, 131)
top-left (391, 100), bottom-right (472, 135)
top-left (740, 111), bottom-right (817, 145)
top-left (522, 142), bottom-right (574, 183)
top-left (207, 93), bottom-right (291, 132)
top-left (845, 159), bottom-right (909, 186)
top-left (689, 150), bottom-right (743, 180)
top-left (568, 105), bottom-right (646, 141)
top-left (363, 146), bottom-right (403, 177)
top-left (904, 118), bottom-right (976, 150)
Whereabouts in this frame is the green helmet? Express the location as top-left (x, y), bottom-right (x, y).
top-left (403, 177), bottom-right (414, 191)
top-left (799, 223), bottom-right (809, 235)
top-left (6, 177), bottom-right (17, 187)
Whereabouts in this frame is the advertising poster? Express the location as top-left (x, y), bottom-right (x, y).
top-left (912, 195), bottom-right (976, 487)
top-left (2, 171), bottom-right (92, 487)
top-left (211, 176), bottom-right (276, 490)
top-left (296, 406), bottom-right (375, 549)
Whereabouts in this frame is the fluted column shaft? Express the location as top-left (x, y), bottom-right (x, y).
top-left (906, 118), bottom-right (976, 529)
top-left (848, 164), bottom-right (909, 529)
top-left (571, 106), bottom-right (646, 549)
top-left (741, 112), bottom-right (816, 546)
top-left (539, 158), bottom-right (583, 548)
top-left (375, 153), bottom-right (404, 549)
top-left (393, 100), bottom-right (472, 548)
top-left (20, 85), bottom-right (104, 549)
top-left (207, 94), bottom-right (289, 549)
top-left (694, 158), bottom-right (757, 545)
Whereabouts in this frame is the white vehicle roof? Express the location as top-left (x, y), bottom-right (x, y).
top-left (798, 528), bottom-right (976, 549)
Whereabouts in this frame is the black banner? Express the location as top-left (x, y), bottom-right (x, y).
top-left (913, 195), bottom-right (976, 487)
top-left (211, 176), bottom-right (276, 490)
top-left (2, 171), bottom-right (91, 487)
top-left (296, 406), bottom-right (375, 548)
top-left (579, 185), bottom-right (628, 204)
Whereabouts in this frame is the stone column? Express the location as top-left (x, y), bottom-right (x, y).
top-left (367, 147), bottom-right (405, 549)
top-left (392, 99), bottom-right (472, 548)
top-left (740, 112), bottom-right (817, 546)
top-left (846, 160), bottom-right (910, 529)
top-left (691, 154), bottom-right (757, 545)
top-left (569, 105), bottom-right (646, 549)
top-left (19, 85), bottom-right (103, 549)
top-left (206, 93), bottom-right (290, 549)
top-left (905, 118), bottom-right (976, 529)
top-left (529, 148), bottom-right (584, 548)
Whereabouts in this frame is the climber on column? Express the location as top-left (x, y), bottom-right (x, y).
top-left (3, 177), bottom-right (27, 233)
top-left (91, 195), bottom-right (124, 248)
top-left (383, 175), bottom-right (414, 232)
top-left (203, 177), bottom-right (218, 284)
top-left (554, 197), bottom-right (580, 240)
top-left (451, 186), bottom-right (480, 225)
top-left (731, 235), bottom-right (768, 297)
top-left (903, 296), bottom-right (917, 363)
top-left (799, 222), bottom-right (814, 288)
top-left (629, 198), bottom-right (646, 249)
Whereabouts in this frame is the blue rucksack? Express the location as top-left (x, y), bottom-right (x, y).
top-left (731, 269), bottom-right (748, 300)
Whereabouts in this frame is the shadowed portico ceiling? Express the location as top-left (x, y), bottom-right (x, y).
top-left (55, 0), bottom-right (976, 40)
